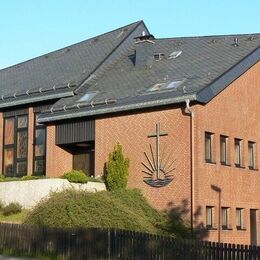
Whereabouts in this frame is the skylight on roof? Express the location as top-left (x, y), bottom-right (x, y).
top-left (148, 79), bottom-right (185, 92)
top-left (77, 92), bottom-right (98, 103)
top-left (165, 80), bottom-right (184, 89)
top-left (168, 50), bottom-right (182, 59)
top-left (149, 83), bottom-right (167, 92)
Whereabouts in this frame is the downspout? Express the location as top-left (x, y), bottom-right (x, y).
top-left (185, 99), bottom-right (195, 237)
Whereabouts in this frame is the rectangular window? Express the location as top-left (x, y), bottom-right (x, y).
top-left (236, 208), bottom-right (245, 230)
top-left (221, 207), bottom-right (231, 230)
top-left (3, 115), bottom-right (28, 177)
top-left (206, 206), bottom-right (215, 229)
top-left (220, 135), bottom-right (228, 165)
top-left (33, 114), bottom-right (46, 175)
top-left (205, 132), bottom-right (214, 163)
top-left (235, 138), bottom-right (243, 167)
top-left (248, 142), bottom-right (256, 170)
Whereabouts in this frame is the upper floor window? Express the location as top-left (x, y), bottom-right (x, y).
top-left (235, 138), bottom-right (243, 167)
top-left (205, 132), bottom-right (214, 163)
top-left (3, 115), bottom-right (28, 177)
top-left (248, 141), bottom-right (256, 170)
top-left (220, 135), bottom-right (229, 165)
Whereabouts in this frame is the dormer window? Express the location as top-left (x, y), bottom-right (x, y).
top-left (154, 53), bottom-right (165, 61)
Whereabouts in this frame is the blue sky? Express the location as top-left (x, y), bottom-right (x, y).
top-left (0, 0), bottom-right (259, 69)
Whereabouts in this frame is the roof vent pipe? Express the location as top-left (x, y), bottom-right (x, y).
top-left (233, 38), bottom-right (239, 47)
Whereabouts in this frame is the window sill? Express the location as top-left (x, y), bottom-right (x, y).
top-left (248, 166), bottom-right (258, 171)
top-left (221, 162), bottom-right (231, 167)
top-left (235, 164), bottom-right (245, 169)
top-left (207, 226), bottom-right (218, 231)
top-left (205, 160), bottom-right (216, 165)
top-left (222, 227), bottom-right (232, 231)
top-left (237, 227), bottom-right (247, 231)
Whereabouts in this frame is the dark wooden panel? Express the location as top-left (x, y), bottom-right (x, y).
top-left (3, 108), bottom-right (28, 117)
top-left (56, 120), bottom-right (95, 145)
top-left (33, 104), bottom-right (53, 113)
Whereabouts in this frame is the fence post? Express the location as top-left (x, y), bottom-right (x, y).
top-left (107, 229), bottom-right (111, 260)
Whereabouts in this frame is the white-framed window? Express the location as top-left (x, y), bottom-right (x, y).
top-left (205, 132), bottom-right (214, 163)
top-left (235, 138), bottom-right (243, 167)
top-left (236, 208), bottom-right (245, 230)
top-left (206, 206), bottom-right (215, 229)
top-left (248, 141), bottom-right (257, 170)
top-left (221, 207), bottom-right (231, 230)
top-left (220, 135), bottom-right (228, 165)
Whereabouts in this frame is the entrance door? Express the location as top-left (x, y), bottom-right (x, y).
top-left (250, 209), bottom-right (257, 245)
top-left (73, 150), bottom-right (94, 176)
top-left (72, 142), bottom-right (95, 176)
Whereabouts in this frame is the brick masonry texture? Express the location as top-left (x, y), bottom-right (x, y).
top-left (27, 107), bottom-right (34, 175)
top-left (95, 106), bottom-right (191, 214)
top-left (94, 62), bottom-right (260, 245)
top-left (1, 62), bottom-right (257, 245)
top-left (46, 125), bottom-right (73, 177)
top-left (192, 62), bottom-right (260, 244)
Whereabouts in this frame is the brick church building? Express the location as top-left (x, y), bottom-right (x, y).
top-left (0, 21), bottom-right (259, 245)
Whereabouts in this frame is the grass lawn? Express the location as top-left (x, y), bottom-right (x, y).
top-left (0, 210), bottom-right (28, 224)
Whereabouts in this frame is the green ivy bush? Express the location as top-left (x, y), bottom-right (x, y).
top-left (2, 202), bottom-right (22, 216)
top-left (63, 170), bottom-right (89, 183)
top-left (105, 143), bottom-right (129, 191)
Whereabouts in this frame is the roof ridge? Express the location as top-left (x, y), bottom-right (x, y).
top-left (74, 21), bottom-right (146, 94)
top-left (0, 20), bottom-right (143, 73)
top-left (154, 33), bottom-right (260, 41)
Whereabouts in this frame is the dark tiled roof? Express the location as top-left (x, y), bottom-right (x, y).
top-left (0, 21), bottom-right (147, 107)
top-left (39, 32), bottom-right (260, 122)
top-left (0, 21), bottom-right (259, 122)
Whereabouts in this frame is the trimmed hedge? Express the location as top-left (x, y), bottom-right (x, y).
top-left (62, 170), bottom-right (89, 183)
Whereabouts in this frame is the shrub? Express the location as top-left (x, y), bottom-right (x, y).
top-left (105, 143), bottom-right (129, 191)
top-left (23, 189), bottom-right (169, 235)
top-left (2, 202), bottom-right (22, 216)
top-left (0, 200), bottom-right (4, 210)
top-left (21, 175), bottom-right (45, 181)
top-left (63, 170), bottom-right (88, 183)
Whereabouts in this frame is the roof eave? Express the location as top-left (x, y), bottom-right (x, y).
top-left (0, 91), bottom-right (74, 109)
top-left (38, 94), bottom-right (197, 123)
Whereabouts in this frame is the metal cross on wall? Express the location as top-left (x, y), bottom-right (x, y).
top-left (142, 122), bottom-right (175, 188)
top-left (148, 123), bottom-right (168, 180)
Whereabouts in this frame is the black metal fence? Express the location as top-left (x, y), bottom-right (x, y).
top-left (0, 223), bottom-right (260, 259)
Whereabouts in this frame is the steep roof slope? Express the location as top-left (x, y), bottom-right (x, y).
top-left (39, 33), bottom-right (260, 122)
top-left (0, 21), bottom-right (148, 108)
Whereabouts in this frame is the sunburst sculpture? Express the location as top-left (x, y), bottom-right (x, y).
top-left (142, 123), bottom-right (175, 188)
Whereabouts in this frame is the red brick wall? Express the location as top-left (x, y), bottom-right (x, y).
top-left (0, 112), bottom-right (3, 174)
top-left (193, 62), bottom-right (260, 244)
top-left (27, 107), bottom-right (34, 175)
top-left (95, 107), bottom-right (191, 212)
top-left (46, 125), bottom-right (73, 177)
